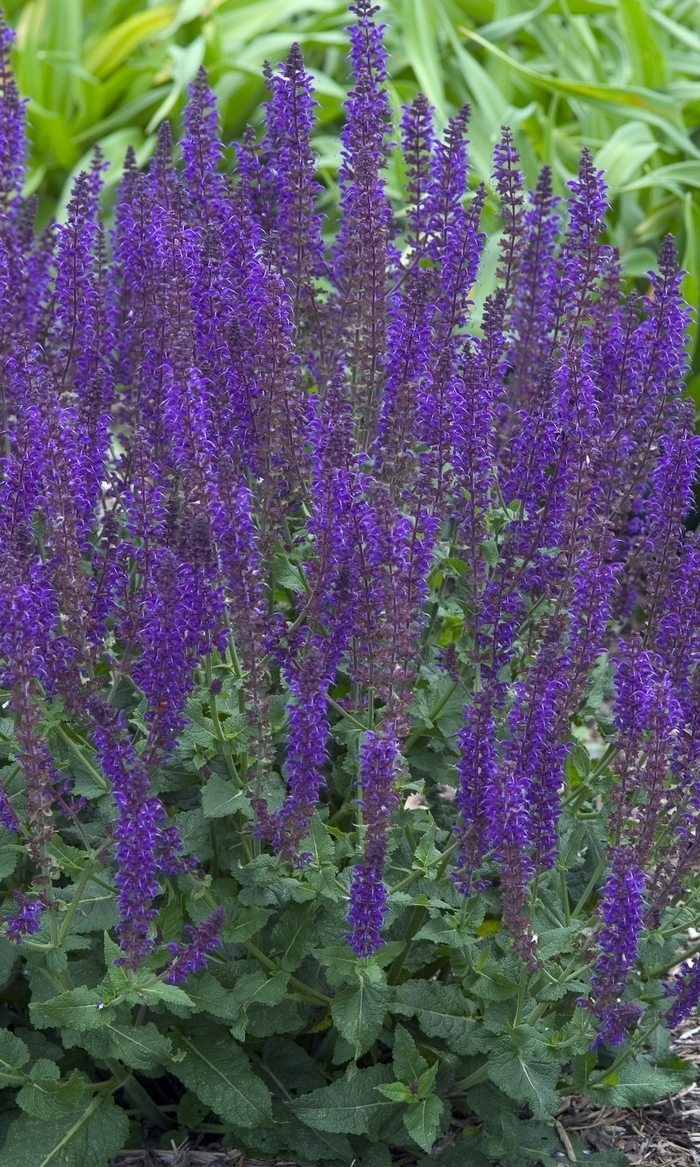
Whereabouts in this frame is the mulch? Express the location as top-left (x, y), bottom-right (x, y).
top-left (109, 1021), bottom-right (700, 1167)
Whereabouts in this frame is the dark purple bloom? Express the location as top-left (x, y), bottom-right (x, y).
top-left (348, 727), bottom-right (400, 956)
top-left (5, 892), bottom-right (43, 944)
top-left (88, 697), bottom-right (193, 966)
top-left (134, 547), bottom-right (224, 758)
top-left (400, 93), bottom-right (436, 258)
top-left (589, 849), bottom-right (646, 1046)
top-left (165, 906), bottom-right (226, 983)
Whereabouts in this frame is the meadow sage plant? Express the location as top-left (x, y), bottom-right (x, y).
top-left (0, 4), bottom-right (699, 1165)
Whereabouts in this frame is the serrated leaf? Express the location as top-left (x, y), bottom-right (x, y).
top-left (0, 1094), bottom-right (129, 1167)
top-left (104, 1023), bottom-right (172, 1071)
top-left (16, 1065), bottom-right (85, 1120)
top-left (135, 981), bottom-right (195, 1008)
top-left (403, 1093), bottom-right (446, 1154)
top-left (271, 901), bottom-right (318, 970)
top-left (590, 1054), bottom-right (694, 1107)
top-left (390, 981), bottom-right (489, 1055)
top-left (392, 1024), bottom-right (428, 1084)
top-left (262, 1036), bottom-right (327, 1095)
top-left (30, 988), bottom-right (116, 1032)
top-left (0, 1028), bottom-right (30, 1084)
top-left (330, 976), bottom-right (389, 1057)
top-left (180, 974), bottom-right (239, 1021)
top-left (0, 837), bottom-right (21, 879)
top-left (201, 776), bottom-right (252, 819)
top-left (0, 936), bottom-right (18, 992)
top-left (291, 1064), bottom-right (396, 1135)
top-left (375, 1080), bottom-right (415, 1102)
top-left (231, 970), bottom-right (290, 1007)
top-left (170, 1033), bottom-right (271, 1128)
top-left (222, 906), bottom-right (273, 945)
top-left (487, 1037), bottom-right (560, 1121)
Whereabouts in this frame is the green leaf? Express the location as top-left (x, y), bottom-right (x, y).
top-left (471, 953), bottom-right (524, 1001)
top-left (223, 905), bottom-right (273, 945)
top-left (30, 988), bottom-right (116, 1032)
top-left (0, 1094), bottom-right (128, 1167)
top-left (590, 1054), bottom-right (694, 1107)
top-left (0, 835), bottom-right (21, 879)
top-left (403, 0), bottom-right (445, 113)
top-left (461, 27), bottom-right (691, 140)
top-left (487, 1036), bottom-right (560, 1121)
top-left (201, 776), bottom-right (252, 819)
top-left (133, 980), bottom-right (195, 1008)
top-left (620, 161), bottom-right (700, 194)
top-left (262, 1036), bottom-right (327, 1095)
top-left (0, 1028), bottom-right (30, 1085)
top-left (390, 980), bottom-right (489, 1055)
top-left (291, 1064), bottom-right (396, 1135)
top-left (682, 193), bottom-right (700, 363)
top-left (231, 970), bottom-right (290, 1007)
top-left (16, 1063), bottom-right (85, 1121)
top-left (169, 1033), bottom-right (272, 1128)
top-left (617, 0), bottom-right (667, 88)
top-left (84, 6), bottom-right (178, 79)
top-left (271, 901), bottom-right (319, 970)
top-left (403, 1093), bottom-right (446, 1154)
top-left (594, 122), bottom-right (658, 190)
top-left (104, 1023), bottom-right (172, 1071)
top-left (180, 974), bottom-right (239, 1021)
top-left (392, 1024), bottom-right (428, 1084)
top-left (330, 976), bottom-right (390, 1057)
top-left (375, 1080), bottom-right (415, 1103)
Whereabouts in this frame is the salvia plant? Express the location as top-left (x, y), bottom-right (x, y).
top-left (0, 3), bottom-right (699, 1165)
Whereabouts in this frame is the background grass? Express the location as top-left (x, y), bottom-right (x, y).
top-left (4, 0), bottom-right (700, 390)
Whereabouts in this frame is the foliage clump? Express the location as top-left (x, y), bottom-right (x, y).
top-left (0, 4), bottom-right (698, 1165)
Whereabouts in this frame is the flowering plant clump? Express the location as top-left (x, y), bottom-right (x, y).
top-left (0, 3), bottom-right (699, 1165)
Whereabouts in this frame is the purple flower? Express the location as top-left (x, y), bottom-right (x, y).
top-left (0, 18), bottom-right (27, 221)
top-left (165, 906), bottom-right (226, 983)
top-left (492, 127), bottom-right (524, 298)
top-left (665, 959), bottom-right (700, 1030)
top-left (453, 690), bottom-right (498, 893)
top-left (5, 892), bottom-right (43, 944)
top-left (88, 697), bottom-right (193, 966)
top-left (348, 727), bottom-right (400, 956)
top-left (331, 0), bottom-right (394, 438)
top-left (589, 850), bottom-right (646, 1046)
top-left (260, 45), bottom-right (327, 327)
top-left (400, 93), bottom-right (436, 258)
top-left (134, 547), bottom-right (223, 758)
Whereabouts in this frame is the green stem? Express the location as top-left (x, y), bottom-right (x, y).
top-left (327, 696), bottom-right (366, 731)
top-left (513, 961), bottom-right (528, 1027)
top-left (386, 906), bottom-right (428, 986)
top-left (446, 1062), bottom-right (490, 1097)
top-left (205, 656), bottom-right (243, 789)
top-left (36, 1084), bottom-right (120, 1167)
top-left (404, 681), bottom-right (460, 753)
top-left (244, 941), bottom-right (331, 1006)
top-left (558, 863), bottom-right (571, 926)
top-left (571, 855), bottom-right (608, 920)
top-left (585, 1013), bottom-right (666, 1089)
top-left (55, 725), bottom-right (108, 791)
top-left (645, 936), bottom-right (700, 980)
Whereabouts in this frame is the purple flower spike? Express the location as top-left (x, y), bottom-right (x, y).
top-left (5, 892), bottom-right (43, 944)
top-left (589, 849), bottom-right (646, 1046)
top-left (347, 727), bottom-right (400, 957)
top-left (165, 906), bottom-right (226, 983)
